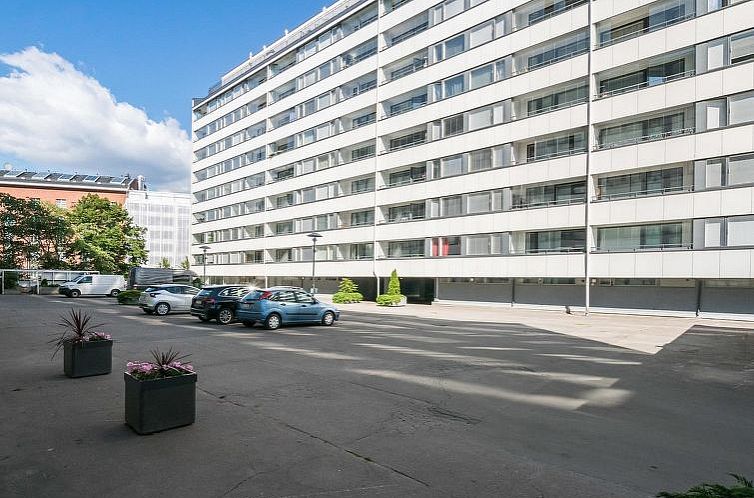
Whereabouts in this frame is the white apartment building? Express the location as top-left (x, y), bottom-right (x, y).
top-left (191, 0), bottom-right (754, 318)
top-left (125, 190), bottom-right (192, 268)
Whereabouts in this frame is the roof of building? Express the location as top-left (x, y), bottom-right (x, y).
top-left (0, 169), bottom-right (142, 190)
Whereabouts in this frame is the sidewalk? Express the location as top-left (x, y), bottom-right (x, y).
top-left (330, 300), bottom-right (754, 354)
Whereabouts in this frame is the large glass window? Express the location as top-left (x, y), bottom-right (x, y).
top-left (729, 91), bottom-right (754, 125)
top-left (730, 29), bottom-right (754, 64)
top-left (727, 154), bottom-right (754, 186)
top-left (597, 223), bottom-right (684, 251)
top-left (388, 240), bottom-right (425, 258)
top-left (526, 131), bottom-right (586, 160)
top-left (443, 115), bottom-right (464, 136)
top-left (444, 75), bottom-right (465, 98)
top-left (597, 167), bottom-right (684, 199)
top-left (470, 65), bottom-right (494, 89)
top-left (526, 230), bottom-right (585, 253)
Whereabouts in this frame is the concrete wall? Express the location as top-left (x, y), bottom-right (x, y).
top-left (590, 285), bottom-right (698, 313)
top-left (699, 285), bottom-right (754, 316)
top-left (437, 281), bottom-right (513, 303)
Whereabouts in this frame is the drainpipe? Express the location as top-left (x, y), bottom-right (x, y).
top-left (584, 0), bottom-right (595, 315)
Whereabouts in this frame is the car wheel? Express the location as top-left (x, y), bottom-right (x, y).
top-left (321, 311), bottom-right (335, 326)
top-left (109, 289), bottom-right (120, 297)
top-left (69, 289), bottom-right (81, 298)
top-left (143, 309), bottom-right (153, 315)
top-left (242, 321), bottom-right (255, 328)
top-left (217, 308), bottom-right (234, 325)
top-left (264, 313), bottom-right (281, 330)
top-left (155, 303), bottom-right (170, 316)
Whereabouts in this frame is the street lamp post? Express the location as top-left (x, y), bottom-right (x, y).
top-left (306, 232), bottom-right (322, 295)
top-left (199, 245), bottom-right (210, 285)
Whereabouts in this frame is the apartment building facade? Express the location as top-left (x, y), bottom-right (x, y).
top-left (191, 0), bottom-right (754, 318)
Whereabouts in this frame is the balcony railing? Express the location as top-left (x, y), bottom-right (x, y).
top-left (389, 58), bottom-right (427, 81)
top-left (595, 127), bottom-right (695, 150)
top-left (596, 70), bottom-right (696, 99)
top-left (390, 21), bottom-right (429, 46)
top-left (594, 185), bottom-right (692, 201)
top-left (525, 247), bottom-right (585, 254)
top-left (510, 196), bottom-right (586, 210)
top-left (525, 146), bottom-right (587, 163)
top-left (592, 243), bottom-right (692, 253)
top-left (597, 12), bottom-right (695, 48)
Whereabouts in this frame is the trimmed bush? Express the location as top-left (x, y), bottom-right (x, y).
top-left (376, 269), bottom-right (406, 306)
top-left (117, 290), bottom-right (142, 305)
top-left (332, 278), bottom-right (363, 303)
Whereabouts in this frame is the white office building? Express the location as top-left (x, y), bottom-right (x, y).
top-left (191, 0), bottom-right (754, 318)
top-left (125, 190), bottom-right (192, 268)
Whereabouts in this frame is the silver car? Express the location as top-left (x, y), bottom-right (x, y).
top-left (139, 285), bottom-right (201, 316)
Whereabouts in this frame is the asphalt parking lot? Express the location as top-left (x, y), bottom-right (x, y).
top-left (1, 295), bottom-right (752, 498)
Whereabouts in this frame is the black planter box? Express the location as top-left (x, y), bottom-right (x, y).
top-left (63, 339), bottom-right (112, 378)
top-left (124, 372), bottom-right (197, 435)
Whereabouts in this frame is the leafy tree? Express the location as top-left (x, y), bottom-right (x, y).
top-left (180, 257), bottom-right (191, 270)
top-left (0, 194), bottom-right (72, 269)
top-left (159, 257), bottom-right (171, 268)
top-left (66, 194), bottom-right (147, 275)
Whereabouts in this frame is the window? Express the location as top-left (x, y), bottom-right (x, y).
top-left (389, 203), bottom-right (425, 222)
top-left (441, 196), bottom-right (463, 216)
top-left (730, 29), bottom-right (754, 64)
top-left (296, 291), bottom-right (316, 304)
top-left (445, 35), bottom-right (465, 58)
top-left (728, 154), bottom-right (754, 186)
top-left (527, 132), bottom-right (586, 160)
top-left (526, 230), bottom-right (585, 253)
top-left (431, 236), bottom-right (461, 256)
top-left (469, 149), bottom-right (492, 171)
top-left (729, 91), bottom-right (754, 126)
top-left (351, 210), bottom-right (373, 226)
top-left (351, 144), bottom-right (375, 161)
top-left (275, 249), bottom-right (293, 262)
top-left (55, 199), bottom-right (67, 208)
top-left (301, 188), bottom-right (315, 203)
top-left (389, 131), bottom-right (426, 150)
top-left (441, 155), bottom-right (464, 176)
top-left (351, 177), bottom-right (374, 193)
top-left (469, 22), bottom-right (493, 48)
top-left (598, 168), bottom-right (683, 199)
top-left (467, 108), bottom-right (493, 131)
top-left (597, 223), bottom-right (684, 251)
top-left (349, 243), bottom-right (373, 259)
top-left (467, 192), bottom-right (491, 213)
top-left (388, 240), bottom-right (425, 257)
top-left (443, 115), bottom-right (464, 136)
top-left (272, 290), bottom-right (297, 301)
top-left (470, 65), bottom-right (494, 89)
top-left (444, 75), bottom-right (464, 98)
top-left (727, 216), bottom-right (754, 246)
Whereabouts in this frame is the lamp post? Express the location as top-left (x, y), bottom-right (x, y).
top-left (306, 232), bottom-right (322, 295)
top-left (199, 245), bottom-right (210, 285)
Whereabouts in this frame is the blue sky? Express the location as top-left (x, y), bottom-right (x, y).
top-left (1, 0), bottom-right (327, 189)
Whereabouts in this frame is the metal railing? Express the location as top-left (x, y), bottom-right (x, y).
top-left (520, 45), bottom-right (588, 74)
top-left (526, 147), bottom-right (587, 163)
top-left (389, 58), bottom-right (428, 81)
top-left (598, 12), bottom-right (695, 48)
top-left (596, 70), bottom-right (696, 99)
top-left (390, 21), bottom-right (429, 46)
top-left (516, 0), bottom-right (589, 31)
top-left (525, 247), bottom-right (585, 254)
top-left (510, 196), bottom-right (586, 210)
top-left (594, 185), bottom-right (692, 201)
top-left (592, 243), bottom-right (692, 253)
top-left (595, 127), bottom-right (695, 150)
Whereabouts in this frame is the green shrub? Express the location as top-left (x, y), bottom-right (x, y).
top-left (117, 289), bottom-right (142, 305)
top-left (657, 474), bottom-right (754, 498)
top-left (3, 272), bottom-right (19, 289)
top-left (333, 292), bottom-right (364, 304)
top-left (192, 278), bottom-right (203, 288)
top-left (376, 269), bottom-right (405, 306)
top-left (41, 278), bottom-right (49, 287)
top-left (376, 294), bottom-right (404, 306)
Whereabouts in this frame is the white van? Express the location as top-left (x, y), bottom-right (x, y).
top-left (59, 275), bottom-right (127, 298)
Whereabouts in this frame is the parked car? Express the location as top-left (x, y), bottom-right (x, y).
top-left (138, 284), bottom-right (201, 316)
top-left (236, 287), bottom-right (339, 330)
top-left (190, 285), bottom-right (253, 325)
top-left (59, 274), bottom-right (126, 298)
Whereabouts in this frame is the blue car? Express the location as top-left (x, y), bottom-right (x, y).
top-left (236, 287), bottom-right (340, 330)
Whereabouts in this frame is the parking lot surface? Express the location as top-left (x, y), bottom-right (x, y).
top-left (1, 295), bottom-right (752, 497)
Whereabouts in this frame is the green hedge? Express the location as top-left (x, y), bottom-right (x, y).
top-left (376, 294), bottom-right (405, 306)
top-left (332, 292), bottom-right (363, 304)
top-left (117, 289), bottom-right (142, 305)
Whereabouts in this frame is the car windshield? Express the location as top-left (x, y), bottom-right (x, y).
top-left (144, 287), bottom-right (159, 293)
top-left (197, 289), bottom-right (213, 297)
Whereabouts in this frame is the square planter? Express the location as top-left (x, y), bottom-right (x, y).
top-left (124, 372), bottom-right (197, 435)
top-left (63, 339), bottom-right (112, 378)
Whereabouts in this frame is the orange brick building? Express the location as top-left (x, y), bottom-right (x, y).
top-left (0, 170), bottom-right (143, 208)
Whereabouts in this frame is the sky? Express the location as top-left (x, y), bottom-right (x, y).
top-left (1, 0), bottom-right (327, 192)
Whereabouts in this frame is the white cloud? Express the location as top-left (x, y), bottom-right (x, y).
top-left (0, 47), bottom-right (191, 192)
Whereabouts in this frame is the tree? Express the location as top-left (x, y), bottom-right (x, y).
top-left (387, 269), bottom-right (401, 295)
top-left (159, 257), bottom-right (171, 268)
top-left (376, 269), bottom-right (405, 306)
top-left (180, 257), bottom-right (191, 270)
top-left (0, 194), bottom-right (72, 269)
top-left (66, 194), bottom-right (147, 275)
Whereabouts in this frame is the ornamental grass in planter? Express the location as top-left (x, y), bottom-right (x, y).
top-left (125, 348), bottom-right (196, 435)
top-left (50, 308), bottom-right (112, 378)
